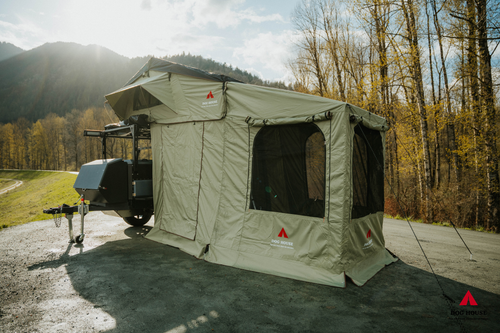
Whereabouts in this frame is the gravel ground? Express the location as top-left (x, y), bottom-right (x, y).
top-left (0, 213), bottom-right (499, 333)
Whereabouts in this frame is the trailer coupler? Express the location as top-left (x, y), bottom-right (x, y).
top-left (43, 195), bottom-right (88, 244)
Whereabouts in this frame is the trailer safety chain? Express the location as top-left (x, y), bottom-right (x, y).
top-left (53, 206), bottom-right (63, 228)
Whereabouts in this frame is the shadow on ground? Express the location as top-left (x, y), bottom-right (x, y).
top-left (29, 227), bottom-right (500, 333)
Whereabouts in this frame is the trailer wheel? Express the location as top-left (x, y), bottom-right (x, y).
top-left (123, 213), bottom-right (152, 227)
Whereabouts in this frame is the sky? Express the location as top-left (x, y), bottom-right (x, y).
top-left (0, 0), bottom-right (301, 82)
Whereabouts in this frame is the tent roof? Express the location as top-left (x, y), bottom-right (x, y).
top-left (106, 58), bottom-right (388, 132)
top-left (125, 57), bottom-right (243, 86)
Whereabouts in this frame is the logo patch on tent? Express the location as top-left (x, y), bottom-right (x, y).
top-left (270, 228), bottom-right (293, 250)
top-left (202, 91), bottom-right (218, 108)
top-left (278, 228), bottom-right (288, 238)
top-left (363, 229), bottom-right (373, 250)
top-left (460, 291), bottom-right (478, 306)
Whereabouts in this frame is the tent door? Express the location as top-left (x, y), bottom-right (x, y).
top-left (158, 122), bottom-right (204, 240)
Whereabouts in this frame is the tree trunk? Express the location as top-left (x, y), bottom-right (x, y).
top-left (477, 0), bottom-right (499, 231)
top-left (466, 0), bottom-right (481, 227)
top-left (431, 0), bottom-right (460, 188)
top-left (321, 4), bottom-right (346, 101)
top-left (402, 0), bottom-right (433, 222)
top-left (426, 0), bottom-right (440, 188)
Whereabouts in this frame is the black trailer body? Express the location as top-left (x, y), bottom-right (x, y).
top-left (43, 117), bottom-right (154, 243)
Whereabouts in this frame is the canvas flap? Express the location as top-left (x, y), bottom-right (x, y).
top-left (155, 122), bottom-right (204, 240)
top-left (106, 72), bottom-right (226, 124)
top-left (226, 82), bottom-right (345, 120)
top-left (347, 104), bottom-right (388, 132)
top-left (106, 72), bottom-right (170, 120)
top-left (169, 74), bottom-right (225, 122)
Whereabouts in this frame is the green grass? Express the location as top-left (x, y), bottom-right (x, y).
top-left (0, 170), bottom-right (80, 230)
top-left (384, 213), bottom-right (495, 233)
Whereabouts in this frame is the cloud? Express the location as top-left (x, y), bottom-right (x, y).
top-left (233, 30), bottom-right (298, 81)
top-left (141, 0), bottom-right (152, 10)
top-left (189, 0), bottom-right (284, 29)
top-left (89, 0), bottom-right (286, 58)
top-left (239, 10), bottom-right (284, 24)
top-left (0, 19), bottom-right (45, 49)
top-left (164, 32), bottom-right (226, 54)
top-left (243, 67), bottom-right (264, 80)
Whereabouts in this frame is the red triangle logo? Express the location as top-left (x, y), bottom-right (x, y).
top-left (367, 229), bottom-right (371, 238)
top-left (278, 228), bottom-right (288, 238)
top-left (207, 91), bottom-right (214, 99)
top-left (459, 290), bottom-right (478, 306)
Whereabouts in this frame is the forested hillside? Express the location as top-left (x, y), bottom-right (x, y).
top-left (0, 42), bottom-right (24, 62)
top-left (0, 42), bottom-right (148, 123)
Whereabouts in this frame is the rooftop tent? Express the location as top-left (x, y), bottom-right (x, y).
top-left (105, 57), bottom-right (397, 287)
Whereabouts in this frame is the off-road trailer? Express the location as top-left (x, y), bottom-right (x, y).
top-left (43, 116), bottom-right (153, 244)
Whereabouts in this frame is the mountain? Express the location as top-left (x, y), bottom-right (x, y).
top-left (0, 42), bottom-right (148, 123)
top-left (0, 42), bottom-right (24, 62)
top-left (0, 42), bottom-right (291, 124)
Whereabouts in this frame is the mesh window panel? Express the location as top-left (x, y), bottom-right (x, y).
top-left (133, 87), bottom-right (162, 111)
top-left (251, 123), bottom-right (325, 218)
top-left (351, 124), bottom-right (384, 219)
top-left (306, 132), bottom-right (326, 201)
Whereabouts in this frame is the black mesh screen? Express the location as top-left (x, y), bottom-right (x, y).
top-left (133, 87), bottom-right (162, 111)
top-left (352, 124), bottom-right (384, 219)
top-left (251, 123), bottom-right (325, 218)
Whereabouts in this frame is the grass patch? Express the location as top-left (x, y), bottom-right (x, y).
top-left (0, 170), bottom-right (80, 230)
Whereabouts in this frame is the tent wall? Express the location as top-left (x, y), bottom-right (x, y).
top-left (344, 212), bottom-right (396, 285)
top-left (342, 123), bottom-right (397, 284)
top-left (147, 121), bottom-right (225, 257)
top-left (203, 115), bottom-right (351, 286)
top-left (155, 121), bottom-right (203, 240)
top-left (209, 117), bottom-right (250, 251)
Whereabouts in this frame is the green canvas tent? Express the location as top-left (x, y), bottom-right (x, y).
top-left (105, 57), bottom-right (397, 287)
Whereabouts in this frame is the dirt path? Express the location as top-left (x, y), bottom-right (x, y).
top-left (0, 179), bottom-right (23, 195)
top-left (0, 214), bottom-right (499, 333)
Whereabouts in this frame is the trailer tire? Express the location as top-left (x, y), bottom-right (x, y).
top-left (123, 213), bottom-right (152, 227)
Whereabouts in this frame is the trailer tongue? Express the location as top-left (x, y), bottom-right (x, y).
top-left (43, 117), bottom-right (153, 244)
